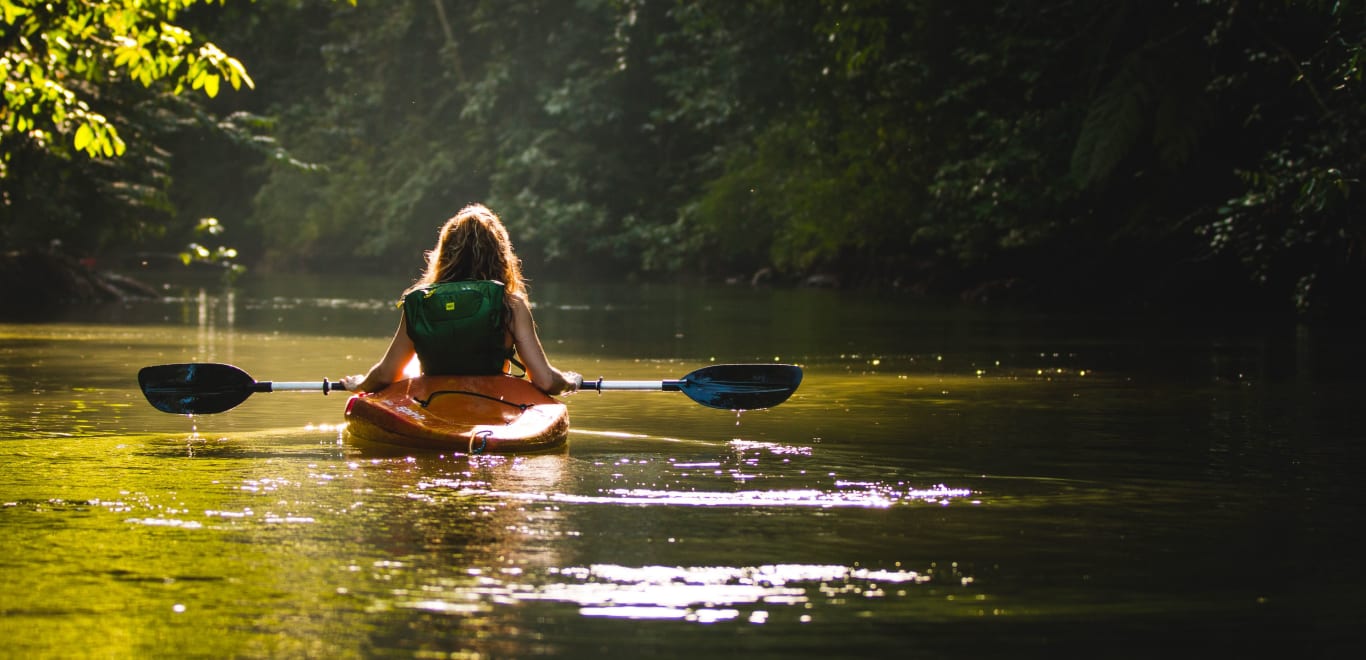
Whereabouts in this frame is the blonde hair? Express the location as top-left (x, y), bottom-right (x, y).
top-left (412, 204), bottom-right (526, 297)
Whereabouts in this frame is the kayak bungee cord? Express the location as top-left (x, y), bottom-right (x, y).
top-left (416, 389), bottom-right (532, 411)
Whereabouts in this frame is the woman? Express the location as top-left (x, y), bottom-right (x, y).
top-left (341, 204), bottom-right (578, 395)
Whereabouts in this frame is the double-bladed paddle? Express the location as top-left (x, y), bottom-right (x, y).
top-left (137, 363), bottom-right (348, 415)
top-left (576, 363), bottom-right (803, 411)
top-left (137, 362), bottom-right (803, 415)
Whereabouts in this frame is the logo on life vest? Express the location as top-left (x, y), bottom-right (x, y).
top-left (445, 302), bottom-right (455, 311)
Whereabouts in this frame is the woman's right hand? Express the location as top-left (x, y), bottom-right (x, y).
top-left (560, 371), bottom-right (583, 395)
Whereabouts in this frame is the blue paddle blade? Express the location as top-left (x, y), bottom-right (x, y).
top-left (677, 364), bottom-right (803, 410)
top-left (138, 363), bottom-right (257, 415)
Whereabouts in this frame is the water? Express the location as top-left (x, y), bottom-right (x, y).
top-left (1, 274), bottom-right (1364, 657)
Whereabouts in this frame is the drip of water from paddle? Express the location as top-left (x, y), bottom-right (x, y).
top-left (185, 414), bottom-right (199, 456)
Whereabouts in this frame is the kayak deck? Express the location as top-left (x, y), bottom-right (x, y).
top-left (344, 375), bottom-right (568, 453)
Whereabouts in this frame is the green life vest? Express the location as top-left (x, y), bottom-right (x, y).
top-left (402, 280), bottom-right (512, 375)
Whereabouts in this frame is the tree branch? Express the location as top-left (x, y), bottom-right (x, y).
top-left (431, 0), bottom-right (466, 84)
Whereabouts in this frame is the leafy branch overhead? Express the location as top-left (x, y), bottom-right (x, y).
top-left (0, 0), bottom-right (352, 160)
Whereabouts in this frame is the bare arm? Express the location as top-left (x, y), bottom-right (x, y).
top-left (342, 314), bottom-right (416, 393)
top-left (509, 294), bottom-right (578, 395)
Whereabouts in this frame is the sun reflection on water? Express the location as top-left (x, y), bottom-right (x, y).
top-left (388, 562), bottom-right (945, 624)
top-left (412, 481), bottom-right (971, 508)
top-left (531, 484), bottom-right (968, 508)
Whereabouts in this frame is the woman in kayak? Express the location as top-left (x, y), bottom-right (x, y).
top-left (342, 204), bottom-right (579, 395)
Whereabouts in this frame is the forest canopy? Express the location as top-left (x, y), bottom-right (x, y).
top-left (3, 0), bottom-right (1363, 316)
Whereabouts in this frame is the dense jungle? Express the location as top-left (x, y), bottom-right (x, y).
top-left (2, 0), bottom-right (1363, 317)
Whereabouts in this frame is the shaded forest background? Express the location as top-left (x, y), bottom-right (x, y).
top-left (3, 0), bottom-right (1363, 317)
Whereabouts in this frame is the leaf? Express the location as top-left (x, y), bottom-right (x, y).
top-left (114, 46), bottom-right (136, 69)
top-left (74, 123), bottom-right (94, 152)
top-left (203, 73), bottom-right (219, 98)
top-left (1070, 55), bottom-right (1152, 190)
top-left (227, 57), bottom-right (254, 90)
top-left (1, 1), bottom-right (30, 24)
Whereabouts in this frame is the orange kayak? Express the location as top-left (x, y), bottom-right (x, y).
top-left (343, 375), bottom-right (569, 453)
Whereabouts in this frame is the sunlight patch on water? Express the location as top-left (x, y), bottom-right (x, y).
top-left (412, 481), bottom-right (971, 508)
top-left (244, 296), bottom-right (394, 312)
top-left (727, 439), bottom-right (813, 456)
top-left (569, 428), bottom-right (712, 446)
top-left (205, 509), bottom-right (253, 519)
top-left (124, 517), bottom-right (204, 529)
top-left (388, 563), bottom-right (942, 624)
top-left (405, 600), bottom-right (487, 615)
top-left (238, 478), bottom-right (296, 494)
top-left (263, 515), bottom-right (317, 524)
top-left (543, 485), bottom-right (969, 508)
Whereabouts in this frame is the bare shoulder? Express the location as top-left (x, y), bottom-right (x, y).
top-left (507, 291), bottom-right (531, 312)
top-left (506, 292), bottom-right (535, 330)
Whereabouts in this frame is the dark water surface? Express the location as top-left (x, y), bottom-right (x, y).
top-left (1, 274), bottom-right (1363, 657)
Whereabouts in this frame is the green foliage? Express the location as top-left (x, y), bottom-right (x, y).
top-left (211, 0), bottom-right (1366, 311)
top-left (179, 217), bottom-right (243, 276)
top-left (1069, 5), bottom-right (1214, 190)
top-left (3, 0), bottom-right (1363, 315)
top-left (1204, 137), bottom-right (1361, 312)
top-left (0, 0), bottom-right (353, 258)
top-left (245, 0), bottom-right (482, 269)
top-left (1189, 0), bottom-right (1366, 314)
top-left (0, 0), bottom-right (254, 161)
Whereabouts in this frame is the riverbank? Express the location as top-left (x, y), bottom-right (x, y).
top-left (0, 250), bottom-right (158, 311)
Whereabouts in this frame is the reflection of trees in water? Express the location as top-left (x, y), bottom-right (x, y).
top-left (189, 288), bottom-right (235, 365)
top-left (354, 453), bottom-right (570, 655)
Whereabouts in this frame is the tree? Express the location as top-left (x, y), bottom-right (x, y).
top-left (1, 0), bottom-right (256, 164)
top-left (1, 0), bottom-right (351, 254)
top-left (11, 0), bottom-right (1352, 315)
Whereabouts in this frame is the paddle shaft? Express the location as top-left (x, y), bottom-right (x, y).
top-left (262, 380), bottom-right (349, 393)
top-left (272, 379), bottom-right (674, 393)
top-left (270, 379), bottom-right (680, 393)
top-left (581, 378), bottom-right (683, 392)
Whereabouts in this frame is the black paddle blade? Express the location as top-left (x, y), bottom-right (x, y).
top-left (138, 363), bottom-right (256, 415)
top-left (678, 364), bottom-right (804, 410)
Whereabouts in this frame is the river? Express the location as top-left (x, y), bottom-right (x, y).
top-left (1, 273), bottom-right (1363, 657)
